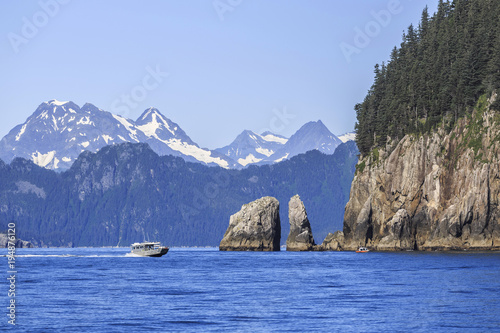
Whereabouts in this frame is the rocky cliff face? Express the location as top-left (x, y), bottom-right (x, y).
top-left (219, 196), bottom-right (281, 251)
top-left (342, 94), bottom-right (500, 251)
top-left (286, 195), bottom-right (315, 251)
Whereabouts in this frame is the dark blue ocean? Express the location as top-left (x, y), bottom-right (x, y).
top-left (2, 248), bottom-right (500, 332)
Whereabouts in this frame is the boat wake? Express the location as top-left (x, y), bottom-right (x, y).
top-left (1, 254), bottom-right (128, 258)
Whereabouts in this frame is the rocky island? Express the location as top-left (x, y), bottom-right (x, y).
top-left (219, 196), bottom-right (281, 251)
top-left (286, 195), bottom-right (316, 251)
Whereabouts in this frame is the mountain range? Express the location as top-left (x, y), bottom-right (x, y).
top-left (0, 100), bottom-right (354, 170)
top-left (0, 100), bottom-right (234, 170)
top-left (216, 121), bottom-right (345, 166)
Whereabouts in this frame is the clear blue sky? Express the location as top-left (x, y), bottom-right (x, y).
top-left (0, 0), bottom-right (438, 149)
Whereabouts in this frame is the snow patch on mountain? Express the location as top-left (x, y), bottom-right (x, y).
top-left (137, 112), bottom-right (163, 137)
top-left (274, 153), bottom-right (289, 163)
top-left (48, 99), bottom-right (69, 106)
top-left (338, 132), bottom-right (356, 143)
top-left (255, 147), bottom-right (273, 157)
top-left (101, 135), bottom-right (113, 144)
top-left (15, 124), bottom-right (27, 141)
top-left (111, 114), bottom-right (139, 142)
top-left (77, 116), bottom-right (94, 126)
top-left (261, 132), bottom-right (288, 144)
top-left (166, 139), bottom-right (229, 168)
top-left (31, 151), bottom-right (57, 168)
top-left (238, 154), bottom-right (262, 167)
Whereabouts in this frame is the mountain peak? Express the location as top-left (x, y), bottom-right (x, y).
top-left (229, 130), bottom-right (265, 146)
top-left (266, 119), bottom-right (342, 163)
top-left (303, 119), bottom-right (326, 128)
top-left (134, 107), bottom-right (201, 149)
top-left (294, 120), bottom-right (334, 138)
top-left (136, 107), bottom-right (172, 136)
top-left (81, 103), bottom-right (103, 113)
top-left (47, 99), bottom-right (69, 106)
top-left (238, 130), bottom-right (259, 138)
top-left (137, 107), bottom-right (164, 122)
top-left (34, 100), bottom-right (81, 118)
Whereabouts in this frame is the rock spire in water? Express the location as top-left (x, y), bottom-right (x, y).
top-left (286, 194), bottom-right (315, 251)
top-left (219, 196), bottom-right (281, 251)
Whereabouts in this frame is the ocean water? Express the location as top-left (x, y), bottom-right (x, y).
top-left (2, 248), bottom-right (500, 332)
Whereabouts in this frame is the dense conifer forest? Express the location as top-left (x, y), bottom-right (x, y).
top-left (355, 0), bottom-right (500, 156)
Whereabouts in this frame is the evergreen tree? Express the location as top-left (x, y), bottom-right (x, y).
top-left (355, 0), bottom-right (500, 156)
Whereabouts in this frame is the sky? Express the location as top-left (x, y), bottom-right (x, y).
top-left (0, 0), bottom-right (439, 149)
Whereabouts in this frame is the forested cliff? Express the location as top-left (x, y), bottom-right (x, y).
top-left (337, 0), bottom-right (500, 251)
top-left (343, 94), bottom-right (500, 250)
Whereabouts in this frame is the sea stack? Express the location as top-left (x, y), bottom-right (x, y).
top-left (219, 196), bottom-right (281, 251)
top-left (286, 194), bottom-right (315, 251)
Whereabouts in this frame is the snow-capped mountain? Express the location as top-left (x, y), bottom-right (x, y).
top-left (132, 107), bottom-right (233, 167)
top-left (0, 99), bottom-right (356, 170)
top-left (215, 130), bottom-right (288, 167)
top-left (0, 100), bottom-right (234, 170)
top-left (215, 120), bottom-right (348, 167)
top-left (265, 120), bottom-right (343, 164)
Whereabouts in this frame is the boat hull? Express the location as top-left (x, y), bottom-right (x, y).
top-left (131, 247), bottom-right (169, 257)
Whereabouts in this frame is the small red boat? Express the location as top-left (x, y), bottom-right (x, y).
top-left (356, 247), bottom-right (370, 253)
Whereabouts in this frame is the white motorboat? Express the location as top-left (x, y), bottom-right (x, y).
top-left (130, 242), bottom-right (169, 257)
top-left (356, 247), bottom-right (370, 253)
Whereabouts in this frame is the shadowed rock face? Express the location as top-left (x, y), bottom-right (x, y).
top-left (219, 196), bottom-right (281, 251)
top-left (286, 195), bottom-right (315, 251)
top-left (341, 95), bottom-right (500, 251)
